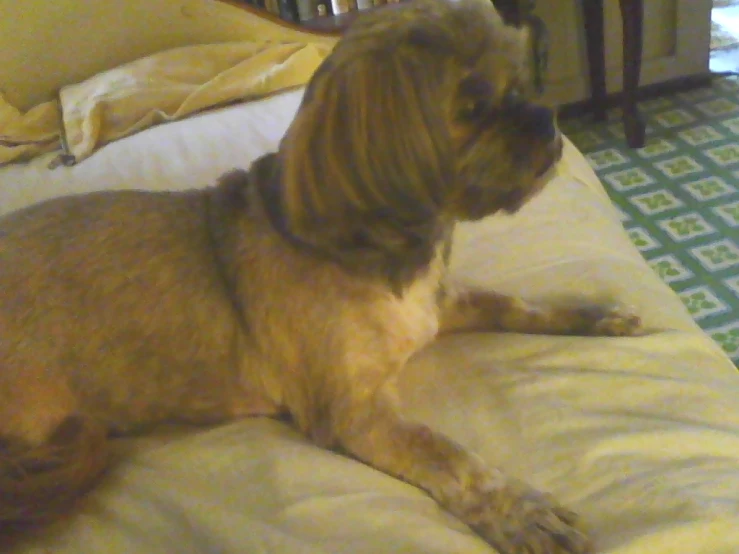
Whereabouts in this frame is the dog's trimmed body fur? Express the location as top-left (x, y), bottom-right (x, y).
top-left (0, 0), bottom-right (639, 551)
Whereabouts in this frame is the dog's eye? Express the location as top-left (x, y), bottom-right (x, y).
top-left (458, 98), bottom-right (491, 121)
top-left (457, 74), bottom-right (494, 121)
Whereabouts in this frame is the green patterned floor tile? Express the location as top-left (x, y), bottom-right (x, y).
top-left (563, 77), bottom-right (739, 366)
top-left (714, 200), bottom-right (739, 226)
top-left (680, 285), bottom-right (732, 320)
top-left (682, 176), bottom-right (736, 201)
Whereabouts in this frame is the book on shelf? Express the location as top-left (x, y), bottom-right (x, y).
top-left (243, 0), bottom-right (268, 10)
top-left (278, 0), bottom-right (300, 21)
top-left (264, 0), bottom-right (280, 14)
top-left (296, 0), bottom-right (332, 20)
top-left (236, 0), bottom-right (382, 23)
top-left (330, 0), bottom-right (359, 15)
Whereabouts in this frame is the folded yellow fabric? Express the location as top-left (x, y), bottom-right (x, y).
top-left (0, 93), bottom-right (60, 165)
top-left (0, 40), bottom-right (334, 166)
top-left (59, 41), bottom-right (333, 164)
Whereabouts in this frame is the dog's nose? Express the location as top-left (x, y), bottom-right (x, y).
top-left (516, 104), bottom-right (557, 142)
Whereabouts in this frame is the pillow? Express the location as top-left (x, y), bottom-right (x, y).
top-left (0, 41), bottom-right (332, 166)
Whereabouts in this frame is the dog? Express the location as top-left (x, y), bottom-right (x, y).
top-left (0, 0), bottom-right (640, 551)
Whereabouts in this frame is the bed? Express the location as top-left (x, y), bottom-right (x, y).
top-left (2, 3), bottom-right (739, 553)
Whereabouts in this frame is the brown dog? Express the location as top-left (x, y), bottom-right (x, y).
top-left (0, 0), bottom-right (639, 551)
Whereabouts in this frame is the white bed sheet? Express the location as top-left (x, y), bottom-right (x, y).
top-left (2, 89), bottom-right (738, 554)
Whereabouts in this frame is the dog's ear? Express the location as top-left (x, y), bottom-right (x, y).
top-left (278, 48), bottom-right (455, 236)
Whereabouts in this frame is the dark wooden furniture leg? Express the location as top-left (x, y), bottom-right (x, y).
top-left (582, 0), bottom-right (646, 148)
top-left (620, 0), bottom-right (646, 148)
top-left (582, 0), bottom-right (607, 122)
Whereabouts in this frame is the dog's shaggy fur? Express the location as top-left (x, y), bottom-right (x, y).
top-left (0, 0), bottom-right (639, 550)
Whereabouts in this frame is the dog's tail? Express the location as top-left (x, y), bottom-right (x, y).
top-left (0, 414), bottom-right (108, 535)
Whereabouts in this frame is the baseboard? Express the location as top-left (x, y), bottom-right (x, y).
top-left (557, 73), bottom-right (715, 120)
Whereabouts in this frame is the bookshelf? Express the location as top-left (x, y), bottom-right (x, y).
top-left (302, 1), bottom-right (405, 33)
top-left (223, 0), bottom-right (532, 35)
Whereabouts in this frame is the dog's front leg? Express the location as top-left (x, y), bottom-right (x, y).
top-left (333, 389), bottom-right (591, 554)
top-left (439, 290), bottom-right (640, 337)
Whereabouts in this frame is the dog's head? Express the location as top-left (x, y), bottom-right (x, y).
top-left (278, 0), bottom-right (561, 236)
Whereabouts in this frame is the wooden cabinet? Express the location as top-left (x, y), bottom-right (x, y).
top-left (539, 0), bottom-right (712, 108)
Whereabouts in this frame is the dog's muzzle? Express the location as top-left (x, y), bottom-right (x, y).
top-left (516, 104), bottom-right (558, 143)
top-left (509, 102), bottom-right (562, 177)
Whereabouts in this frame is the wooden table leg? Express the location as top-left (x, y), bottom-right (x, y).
top-left (581, 0), bottom-right (646, 148)
top-left (620, 0), bottom-right (646, 148)
top-left (582, 0), bottom-right (607, 121)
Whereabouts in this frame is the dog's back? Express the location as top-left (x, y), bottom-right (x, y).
top-left (0, 188), bottom-right (252, 533)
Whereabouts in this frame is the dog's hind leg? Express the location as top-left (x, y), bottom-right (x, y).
top-left (0, 383), bottom-right (109, 535)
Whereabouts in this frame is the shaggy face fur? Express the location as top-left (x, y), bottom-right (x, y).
top-left (277, 0), bottom-right (562, 290)
top-left (0, 0), bottom-right (639, 552)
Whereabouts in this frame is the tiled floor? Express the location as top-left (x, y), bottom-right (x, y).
top-left (562, 79), bottom-right (739, 366)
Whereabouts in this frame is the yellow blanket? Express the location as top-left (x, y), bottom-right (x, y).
top-left (0, 41), bottom-right (333, 166)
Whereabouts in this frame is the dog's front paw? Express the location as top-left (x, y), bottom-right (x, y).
top-left (577, 305), bottom-right (642, 337)
top-left (470, 480), bottom-right (592, 554)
